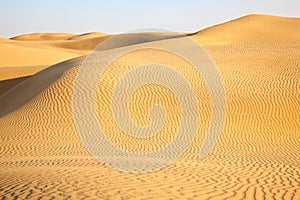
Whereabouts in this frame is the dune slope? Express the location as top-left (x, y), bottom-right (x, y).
top-left (196, 14), bottom-right (300, 45)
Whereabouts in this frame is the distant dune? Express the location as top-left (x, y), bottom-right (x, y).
top-left (0, 15), bottom-right (299, 199)
top-left (68, 32), bottom-right (107, 40)
top-left (0, 32), bottom-right (110, 80)
top-left (10, 32), bottom-right (78, 41)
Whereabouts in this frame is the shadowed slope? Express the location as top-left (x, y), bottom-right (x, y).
top-left (0, 56), bottom-right (84, 117)
top-left (0, 76), bottom-right (30, 95)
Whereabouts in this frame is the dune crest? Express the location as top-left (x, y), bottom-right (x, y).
top-left (195, 14), bottom-right (300, 45)
top-left (10, 33), bottom-right (78, 41)
top-left (68, 32), bottom-right (107, 40)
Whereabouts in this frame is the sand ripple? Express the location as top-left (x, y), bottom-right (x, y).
top-left (1, 15), bottom-right (300, 199)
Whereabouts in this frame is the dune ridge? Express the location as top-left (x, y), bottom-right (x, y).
top-left (0, 14), bottom-right (299, 199)
top-left (195, 14), bottom-right (300, 45)
top-left (10, 33), bottom-right (79, 41)
top-left (10, 32), bottom-right (107, 41)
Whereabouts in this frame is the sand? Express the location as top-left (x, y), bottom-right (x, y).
top-left (0, 14), bottom-right (299, 199)
top-left (0, 32), bottom-right (110, 81)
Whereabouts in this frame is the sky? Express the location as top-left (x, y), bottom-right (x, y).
top-left (1, 0), bottom-right (299, 38)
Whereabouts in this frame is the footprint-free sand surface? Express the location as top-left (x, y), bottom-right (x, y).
top-left (0, 14), bottom-right (299, 199)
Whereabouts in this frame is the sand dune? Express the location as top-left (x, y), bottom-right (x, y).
top-left (10, 32), bottom-right (78, 41)
top-left (0, 15), bottom-right (299, 199)
top-left (0, 76), bottom-right (30, 95)
top-left (0, 56), bottom-right (84, 116)
top-left (0, 33), bottom-right (110, 80)
top-left (10, 32), bottom-right (111, 52)
top-left (92, 32), bottom-right (187, 51)
top-left (68, 32), bottom-right (107, 40)
top-left (45, 36), bottom-right (110, 52)
top-left (0, 42), bottom-right (81, 80)
top-left (10, 32), bottom-right (107, 41)
top-left (0, 42), bottom-right (80, 67)
top-left (0, 37), bottom-right (9, 42)
top-left (0, 32), bottom-right (187, 81)
top-left (196, 14), bottom-right (300, 45)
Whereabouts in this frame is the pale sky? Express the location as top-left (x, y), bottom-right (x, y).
top-left (1, 0), bottom-right (299, 38)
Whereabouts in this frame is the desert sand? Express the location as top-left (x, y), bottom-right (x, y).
top-left (0, 14), bottom-right (299, 199)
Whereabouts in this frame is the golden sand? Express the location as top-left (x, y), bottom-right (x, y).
top-left (0, 32), bottom-right (110, 80)
top-left (0, 15), bottom-right (299, 199)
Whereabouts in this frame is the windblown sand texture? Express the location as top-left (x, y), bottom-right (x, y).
top-left (0, 15), bottom-right (299, 199)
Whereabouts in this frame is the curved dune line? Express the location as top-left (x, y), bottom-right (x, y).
top-left (0, 76), bottom-right (30, 95)
top-left (0, 66), bottom-right (49, 81)
top-left (0, 56), bottom-right (85, 117)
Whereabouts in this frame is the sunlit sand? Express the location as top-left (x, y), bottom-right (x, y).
top-left (0, 14), bottom-right (299, 199)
